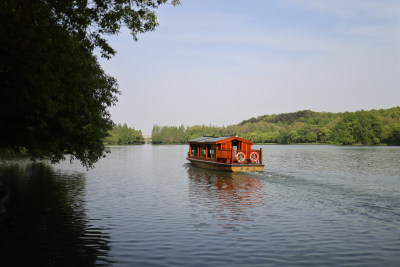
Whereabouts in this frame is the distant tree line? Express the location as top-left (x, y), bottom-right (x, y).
top-left (151, 107), bottom-right (400, 145)
top-left (105, 124), bottom-right (145, 145)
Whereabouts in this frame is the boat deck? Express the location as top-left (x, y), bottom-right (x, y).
top-left (187, 157), bottom-right (264, 172)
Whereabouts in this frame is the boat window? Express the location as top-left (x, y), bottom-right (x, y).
top-left (210, 145), bottom-right (216, 159)
top-left (190, 145), bottom-right (197, 156)
top-left (201, 145), bottom-right (207, 158)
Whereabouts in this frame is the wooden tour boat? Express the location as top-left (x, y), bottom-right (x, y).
top-left (186, 135), bottom-right (264, 172)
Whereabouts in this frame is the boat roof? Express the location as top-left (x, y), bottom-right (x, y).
top-left (188, 136), bottom-right (253, 145)
top-left (189, 136), bottom-right (230, 143)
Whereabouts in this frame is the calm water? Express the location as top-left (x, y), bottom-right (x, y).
top-left (1, 145), bottom-right (400, 266)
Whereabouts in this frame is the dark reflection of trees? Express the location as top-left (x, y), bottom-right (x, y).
top-left (0, 163), bottom-right (111, 266)
top-left (186, 164), bottom-right (264, 232)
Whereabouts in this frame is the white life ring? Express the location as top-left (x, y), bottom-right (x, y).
top-left (236, 152), bottom-right (246, 162)
top-left (249, 152), bottom-right (259, 163)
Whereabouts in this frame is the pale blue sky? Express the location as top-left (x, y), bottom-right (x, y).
top-left (99, 0), bottom-right (400, 136)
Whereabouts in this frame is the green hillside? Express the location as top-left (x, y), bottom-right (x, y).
top-left (151, 107), bottom-right (400, 145)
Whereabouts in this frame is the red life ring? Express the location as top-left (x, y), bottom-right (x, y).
top-left (250, 152), bottom-right (259, 163)
top-left (236, 152), bottom-right (246, 163)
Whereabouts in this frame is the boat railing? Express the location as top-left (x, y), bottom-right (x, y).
top-left (189, 148), bottom-right (262, 164)
top-left (216, 148), bottom-right (263, 164)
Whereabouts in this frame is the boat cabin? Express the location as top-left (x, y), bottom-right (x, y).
top-left (187, 136), bottom-right (263, 165)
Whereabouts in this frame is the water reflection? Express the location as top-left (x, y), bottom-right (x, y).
top-left (186, 165), bottom-right (264, 233)
top-left (0, 163), bottom-right (111, 266)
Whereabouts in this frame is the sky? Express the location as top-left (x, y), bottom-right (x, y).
top-left (99, 0), bottom-right (400, 136)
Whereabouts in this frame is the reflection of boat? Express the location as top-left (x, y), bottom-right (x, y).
top-left (187, 165), bottom-right (262, 195)
top-left (186, 165), bottom-right (263, 223)
top-left (186, 136), bottom-right (264, 172)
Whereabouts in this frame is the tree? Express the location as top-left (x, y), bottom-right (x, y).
top-left (278, 130), bottom-right (299, 144)
top-left (318, 127), bottom-right (331, 143)
top-left (105, 124), bottom-right (145, 145)
top-left (388, 124), bottom-right (400, 145)
top-left (331, 127), bottom-right (355, 145)
top-left (0, 0), bottom-right (179, 168)
top-left (331, 111), bottom-right (383, 145)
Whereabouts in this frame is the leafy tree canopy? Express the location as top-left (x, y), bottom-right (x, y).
top-left (105, 124), bottom-right (145, 145)
top-left (0, 0), bottom-right (179, 168)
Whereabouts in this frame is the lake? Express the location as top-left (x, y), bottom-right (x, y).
top-left (1, 145), bottom-right (400, 266)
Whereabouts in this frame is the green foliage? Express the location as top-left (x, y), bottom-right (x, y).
top-left (105, 124), bottom-right (145, 145)
top-left (0, 0), bottom-right (178, 168)
top-left (278, 130), bottom-right (299, 144)
top-left (151, 107), bottom-right (400, 145)
top-left (318, 127), bottom-right (331, 142)
top-left (152, 124), bottom-right (225, 144)
top-left (388, 123), bottom-right (400, 145)
top-left (331, 111), bottom-right (383, 145)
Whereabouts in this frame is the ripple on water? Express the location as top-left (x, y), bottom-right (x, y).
top-left (1, 145), bottom-right (400, 266)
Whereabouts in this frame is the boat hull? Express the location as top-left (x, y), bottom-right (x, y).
top-left (187, 158), bottom-right (264, 172)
